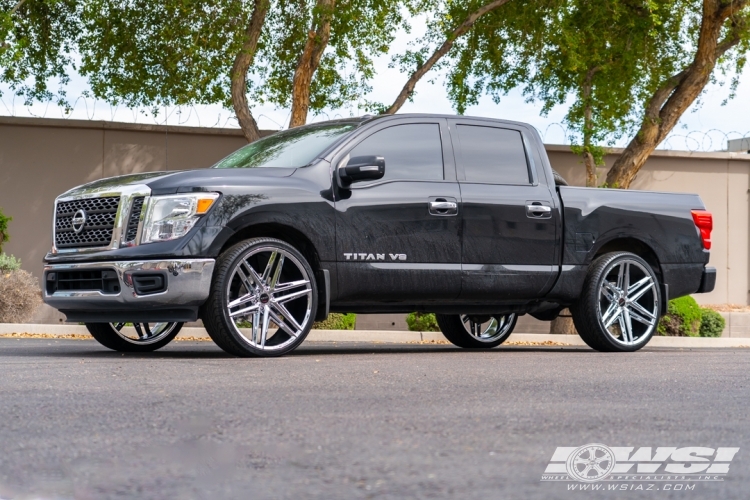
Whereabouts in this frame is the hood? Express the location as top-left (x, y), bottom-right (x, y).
top-left (59, 171), bottom-right (179, 198)
top-left (59, 168), bottom-right (297, 198)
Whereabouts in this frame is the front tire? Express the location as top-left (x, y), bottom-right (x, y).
top-left (436, 313), bottom-right (517, 348)
top-left (572, 252), bottom-right (661, 352)
top-left (202, 237), bottom-right (317, 357)
top-left (86, 322), bottom-right (182, 352)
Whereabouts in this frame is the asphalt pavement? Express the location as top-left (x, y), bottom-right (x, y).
top-left (0, 338), bottom-right (749, 500)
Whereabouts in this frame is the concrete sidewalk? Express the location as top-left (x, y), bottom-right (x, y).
top-left (1, 323), bottom-right (749, 347)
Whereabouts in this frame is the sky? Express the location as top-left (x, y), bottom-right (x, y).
top-left (1, 17), bottom-right (749, 152)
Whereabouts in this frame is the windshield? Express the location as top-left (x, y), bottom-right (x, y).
top-left (212, 123), bottom-right (357, 169)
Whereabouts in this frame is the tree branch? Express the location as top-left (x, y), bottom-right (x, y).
top-left (381, 0), bottom-right (513, 115)
top-left (230, 0), bottom-right (269, 143)
top-left (10, 0), bottom-right (28, 15)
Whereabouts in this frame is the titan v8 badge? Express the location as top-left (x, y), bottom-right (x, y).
top-left (343, 253), bottom-right (407, 261)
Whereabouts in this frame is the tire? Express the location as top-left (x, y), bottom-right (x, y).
top-left (571, 252), bottom-right (661, 352)
top-left (552, 168), bottom-right (568, 186)
top-left (436, 313), bottom-right (517, 348)
top-left (202, 237), bottom-right (317, 357)
top-left (86, 322), bottom-right (182, 352)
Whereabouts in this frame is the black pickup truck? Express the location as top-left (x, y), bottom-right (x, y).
top-left (43, 114), bottom-right (716, 356)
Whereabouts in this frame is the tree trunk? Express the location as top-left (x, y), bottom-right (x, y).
top-left (583, 151), bottom-right (598, 188)
top-left (230, 0), bottom-right (269, 143)
top-left (605, 0), bottom-right (747, 188)
top-left (289, 0), bottom-right (335, 128)
top-left (582, 67), bottom-right (600, 188)
top-left (381, 0), bottom-right (512, 115)
top-left (550, 309), bottom-right (576, 335)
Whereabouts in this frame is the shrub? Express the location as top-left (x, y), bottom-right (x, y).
top-left (406, 312), bottom-right (440, 332)
top-left (0, 253), bottom-right (21, 272)
top-left (313, 313), bottom-right (356, 330)
top-left (657, 296), bottom-right (702, 337)
top-left (0, 269), bottom-right (42, 323)
top-left (0, 207), bottom-right (10, 253)
top-left (699, 308), bottom-right (726, 337)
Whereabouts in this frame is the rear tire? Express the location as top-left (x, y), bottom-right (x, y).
top-left (86, 322), bottom-right (182, 352)
top-left (571, 252), bottom-right (661, 352)
top-left (436, 313), bottom-right (517, 348)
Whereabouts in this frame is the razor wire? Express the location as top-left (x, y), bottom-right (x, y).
top-left (0, 92), bottom-right (748, 152)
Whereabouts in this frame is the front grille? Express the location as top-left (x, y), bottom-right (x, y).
top-left (124, 196), bottom-right (145, 243)
top-left (55, 196), bottom-right (120, 249)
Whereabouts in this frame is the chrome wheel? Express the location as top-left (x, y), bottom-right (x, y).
top-left (460, 314), bottom-right (516, 343)
top-left (225, 245), bottom-right (313, 353)
top-left (597, 259), bottom-right (658, 346)
top-left (109, 322), bottom-right (180, 345)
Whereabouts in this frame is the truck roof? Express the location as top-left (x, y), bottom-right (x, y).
top-left (307, 113), bottom-right (535, 131)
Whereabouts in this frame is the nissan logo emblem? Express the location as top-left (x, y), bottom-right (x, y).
top-left (71, 209), bottom-right (87, 234)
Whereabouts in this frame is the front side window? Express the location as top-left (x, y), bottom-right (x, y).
top-left (213, 123), bottom-right (356, 169)
top-left (348, 124), bottom-right (444, 182)
top-left (456, 125), bottom-right (531, 184)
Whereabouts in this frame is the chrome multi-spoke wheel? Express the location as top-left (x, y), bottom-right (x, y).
top-left (203, 238), bottom-right (318, 357)
top-left (437, 313), bottom-right (517, 348)
top-left (109, 322), bottom-right (181, 345)
top-left (85, 322), bottom-right (183, 352)
top-left (460, 314), bottom-right (517, 343)
top-left (598, 259), bottom-right (658, 346)
top-left (572, 252), bottom-right (661, 352)
top-left (226, 246), bottom-right (313, 351)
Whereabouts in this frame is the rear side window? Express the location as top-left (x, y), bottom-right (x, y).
top-left (348, 124), bottom-right (444, 182)
top-left (456, 125), bottom-right (530, 184)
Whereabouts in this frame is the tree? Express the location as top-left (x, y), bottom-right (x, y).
top-left (1, 0), bottom-right (78, 107)
top-left (250, 0), bottom-right (409, 128)
top-left (606, 0), bottom-right (750, 188)
top-left (443, 0), bottom-right (690, 187)
top-left (78, 0), bottom-right (410, 141)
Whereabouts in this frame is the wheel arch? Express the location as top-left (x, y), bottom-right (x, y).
top-left (591, 237), bottom-right (662, 279)
top-left (219, 222), bottom-right (322, 272)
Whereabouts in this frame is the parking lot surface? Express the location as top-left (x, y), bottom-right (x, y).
top-left (0, 339), bottom-right (748, 499)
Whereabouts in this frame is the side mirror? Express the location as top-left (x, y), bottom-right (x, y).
top-left (338, 155), bottom-right (385, 187)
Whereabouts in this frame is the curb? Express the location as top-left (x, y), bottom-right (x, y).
top-left (0, 324), bottom-right (749, 347)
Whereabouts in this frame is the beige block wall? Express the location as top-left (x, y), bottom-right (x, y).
top-left (1, 116), bottom-right (749, 324)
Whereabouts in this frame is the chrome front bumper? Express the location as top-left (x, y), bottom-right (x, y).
top-left (43, 259), bottom-right (215, 323)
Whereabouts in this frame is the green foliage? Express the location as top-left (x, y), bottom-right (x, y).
top-left (405, 312), bottom-right (440, 332)
top-left (440, 0), bottom-right (749, 167)
top-left (313, 313), bottom-right (356, 330)
top-left (76, 0), bottom-right (413, 119)
top-left (0, 0), bottom-right (79, 106)
top-left (0, 253), bottom-right (21, 272)
top-left (0, 206), bottom-right (10, 252)
top-left (699, 308), bottom-right (726, 338)
top-left (657, 296), bottom-right (703, 337)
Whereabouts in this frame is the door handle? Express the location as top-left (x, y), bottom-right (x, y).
top-left (526, 203), bottom-right (552, 218)
top-left (429, 198), bottom-right (458, 216)
top-left (430, 201), bottom-right (457, 211)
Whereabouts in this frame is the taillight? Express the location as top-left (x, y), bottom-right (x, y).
top-left (691, 210), bottom-right (713, 250)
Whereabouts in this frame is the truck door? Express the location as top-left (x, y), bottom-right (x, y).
top-left (334, 118), bottom-right (462, 304)
top-left (448, 119), bottom-right (560, 301)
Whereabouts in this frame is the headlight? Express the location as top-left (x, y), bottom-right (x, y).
top-left (140, 193), bottom-right (219, 244)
